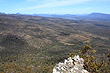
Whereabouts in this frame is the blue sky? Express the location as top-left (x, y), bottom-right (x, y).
top-left (0, 0), bottom-right (110, 14)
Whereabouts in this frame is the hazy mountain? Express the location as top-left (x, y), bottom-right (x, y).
top-left (79, 13), bottom-right (110, 21)
top-left (32, 13), bottom-right (110, 21)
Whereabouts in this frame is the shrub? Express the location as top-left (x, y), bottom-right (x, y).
top-left (69, 44), bottom-right (110, 73)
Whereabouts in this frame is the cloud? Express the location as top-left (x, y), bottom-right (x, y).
top-left (26, 0), bottom-right (38, 2)
top-left (18, 0), bottom-right (92, 11)
top-left (91, 0), bottom-right (110, 3)
top-left (99, 0), bottom-right (110, 2)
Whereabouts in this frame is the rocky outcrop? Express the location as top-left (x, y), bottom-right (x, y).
top-left (53, 55), bottom-right (89, 73)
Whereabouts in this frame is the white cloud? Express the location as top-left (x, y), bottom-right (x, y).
top-left (99, 0), bottom-right (110, 2)
top-left (18, 0), bottom-right (92, 11)
top-left (26, 0), bottom-right (38, 2)
top-left (91, 0), bottom-right (110, 2)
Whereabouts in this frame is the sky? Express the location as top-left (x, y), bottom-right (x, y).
top-left (0, 0), bottom-right (110, 14)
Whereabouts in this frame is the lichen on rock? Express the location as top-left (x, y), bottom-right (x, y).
top-left (53, 55), bottom-right (89, 73)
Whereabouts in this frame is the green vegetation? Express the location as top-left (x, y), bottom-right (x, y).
top-left (0, 13), bottom-right (110, 72)
top-left (69, 45), bottom-right (110, 73)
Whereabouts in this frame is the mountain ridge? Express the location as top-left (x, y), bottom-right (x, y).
top-left (31, 12), bottom-right (110, 21)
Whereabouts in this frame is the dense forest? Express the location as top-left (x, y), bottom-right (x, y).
top-left (0, 13), bottom-right (110, 73)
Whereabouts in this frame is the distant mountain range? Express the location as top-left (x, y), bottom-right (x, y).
top-left (32, 13), bottom-right (110, 21)
top-left (0, 12), bottom-right (110, 21)
top-left (0, 12), bottom-right (110, 73)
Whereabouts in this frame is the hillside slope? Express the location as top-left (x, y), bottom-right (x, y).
top-left (0, 13), bottom-right (110, 72)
